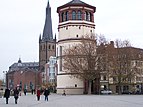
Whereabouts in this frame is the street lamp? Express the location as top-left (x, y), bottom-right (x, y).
top-left (3, 71), bottom-right (7, 87)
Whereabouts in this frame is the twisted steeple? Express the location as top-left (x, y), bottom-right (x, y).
top-left (42, 1), bottom-right (53, 41)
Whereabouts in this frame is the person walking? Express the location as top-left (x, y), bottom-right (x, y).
top-left (36, 88), bottom-right (41, 101)
top-left (4, 88), bottom-right (10, 104)
top-left (13, 87), bottom-right (19, 104)
top-left (24, 89), bottom-right (27, 96)
top-left (44, 88), bottom-right (50, 101)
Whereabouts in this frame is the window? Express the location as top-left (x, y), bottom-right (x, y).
top-left (40, 45), bottom-right (42, 50)
top-left (61, 12), bottom-right (64, 22)
top-left (60, 46), bottom-right (63, 71)
top-left (89, 12), bottom-right (92, 21)
top-left (103, 76), bottom-right (106, 80)
top-left (72, 11), bottom-right (76, 20)
top-left (52, 45), bottom-right (54, 50)
top-left (77, 11), bottom-right (82, 20)
top-left (85, 11), bottom-right (91, 21)
top-left (49, 44), bottom-right (51, 49)
top-left (44, 44), bottom-right (45, 50)
top-left (88, 12), bottom-right (91, 21)
top-left (65, 11), bottom-right (68, 21)
top-left (85, 11), bottom-right (88, 21)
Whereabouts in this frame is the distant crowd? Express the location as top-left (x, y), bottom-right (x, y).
top-left (3, 86), bottom-right (51, 104)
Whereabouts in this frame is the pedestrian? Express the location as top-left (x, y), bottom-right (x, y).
top-left (13, 87), bottom-right (19, 104)
top-left (44, 88), bottom-right (50, 101)
top-left (4, 88), bottom-right (10, 104)
top-left (36, 88), bottom-right (41, 101)
top-left (62, 90), bottom-right (66, 96)
top-left (24, 89), bottom-right (27, 95)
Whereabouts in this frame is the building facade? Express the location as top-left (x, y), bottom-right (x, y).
top-left (97, 42), bottom-right (143, 94)
top-left (44, 56), bottom-right (57, 91)
top-left (56, 0), bottom-right (96, 94)
top-left (6, 58), bottom-right (39, 91)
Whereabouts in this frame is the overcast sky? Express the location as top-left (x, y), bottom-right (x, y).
top-left (0, 0), bottom-right (143, 79)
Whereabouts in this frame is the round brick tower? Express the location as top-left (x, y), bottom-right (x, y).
top-left (57, 0), bottom-right (96, 94)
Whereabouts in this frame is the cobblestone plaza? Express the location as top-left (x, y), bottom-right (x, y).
top-left (0, 93), bottom-right (143, 107)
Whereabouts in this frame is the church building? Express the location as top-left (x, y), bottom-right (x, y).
top-left (39, 1), bottom-right (56, 84)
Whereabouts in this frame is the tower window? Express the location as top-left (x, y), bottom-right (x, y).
top-left (76, 35), bottom-right (78, 37)
top-left (85, 11), bottom-right (91, 21)
top-left (72, 11), bottom-right (76, 20)
top-left (85, 11), bottom-right (88, 21)
top-left (40, 45), bottom-right (42, 50)
top-left (65, 11), bottom-right (68, 21)
top-left (44, 44), bottom-right (45, 50)
top-left (77, 11), bottom-right (82, 20)
top-left (90, 12), bottom-right (92, 21)
top-left (103, 76), bottom-right (106, 80)
top-left (52, 45), bottom-right (54, 50)
top-left (49, 45), bottom-right (51, 50)
top-left (61, 12), bottom-right (64, 22)
top-left (88, 12), bottom-right (91, 21)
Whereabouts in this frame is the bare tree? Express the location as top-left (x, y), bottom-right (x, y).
top-left (62, 34), bottom-right (101, 94)
top-left (109, 39), bottom-right (138, 94)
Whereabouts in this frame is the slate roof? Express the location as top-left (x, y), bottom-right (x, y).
top-left (9, 61), bottom-right (39, 72)
top-left (57, 0), bottom-right (96, 13)
top-left (42, 1), bottom-right (53, 42)
top-left (66, 0), bottom-right (87, 5)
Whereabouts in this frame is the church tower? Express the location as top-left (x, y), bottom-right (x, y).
top-left (39, 1), bottom-right (56, 74)
top-left (57, 0), bottom-right (96, 94)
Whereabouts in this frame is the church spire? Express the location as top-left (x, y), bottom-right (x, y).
top-left (42, 0), bottom-right (53, 42)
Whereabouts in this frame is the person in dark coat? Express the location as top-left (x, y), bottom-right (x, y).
top-left (44, 88), bottom-right (50, 101)
top-left (13, 87), bottom-right (19, 104)
top-left (36, 88), bottom-right (41, 101)
top-left (24, 89), bottom-right (27, 95)
top-left (4, 88), bottom-right (10, 104)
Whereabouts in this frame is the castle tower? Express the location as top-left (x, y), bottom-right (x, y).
top-left (57, 0), bottom-right (96, 94)
top-left (39, 1), bottom-right (56, 76)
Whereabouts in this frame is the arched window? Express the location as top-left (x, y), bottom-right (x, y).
top-left (85, 11), bottom-right (91, 21)
top-left (89, 12), bottom-right (92, 21)
top-left (61, 12), bottom-right (64, 22)
top-left (49, 44), bottom-right (51, 50)
top-left (52, 45), bottom-right (54, 50)
top-left (85, 11), bottom-right (88, 21)
top-left (88, 12), bottom-right (91, 21)
top-left (77, 11), bottom-right (82, 20)
top-left (72, 11), bottom-right (76, 20)
top-left (65, 11), bottom-right (68, 21)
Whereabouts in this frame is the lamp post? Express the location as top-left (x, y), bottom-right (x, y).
top-left (3, 71), bottom-right (7, 88)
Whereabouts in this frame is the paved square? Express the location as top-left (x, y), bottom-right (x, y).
top-left (0, 93), bottom-right (143, 107)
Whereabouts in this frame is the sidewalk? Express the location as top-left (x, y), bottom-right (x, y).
top-left (0, 93), bottom-right (143, 107)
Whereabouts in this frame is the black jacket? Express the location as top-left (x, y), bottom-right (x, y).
top-left (44, 89), bottom-right (50, 96)
top-left (14, 89), bottom-right (19, 99)
top-left (4, 89), bottom-right (10, 98)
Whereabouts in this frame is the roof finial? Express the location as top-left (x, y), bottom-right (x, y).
top-left (18, 56), bottom-right (22, 63)
top-left (47, 0), bottom-right (50, 8)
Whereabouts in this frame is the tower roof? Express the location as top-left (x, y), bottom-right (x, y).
top-left (67, 0), bottom-right (86, 5)
top-left (57, 0), bottom-right (96, 13)
top-left (42, 1), bottom-right (53, 42)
